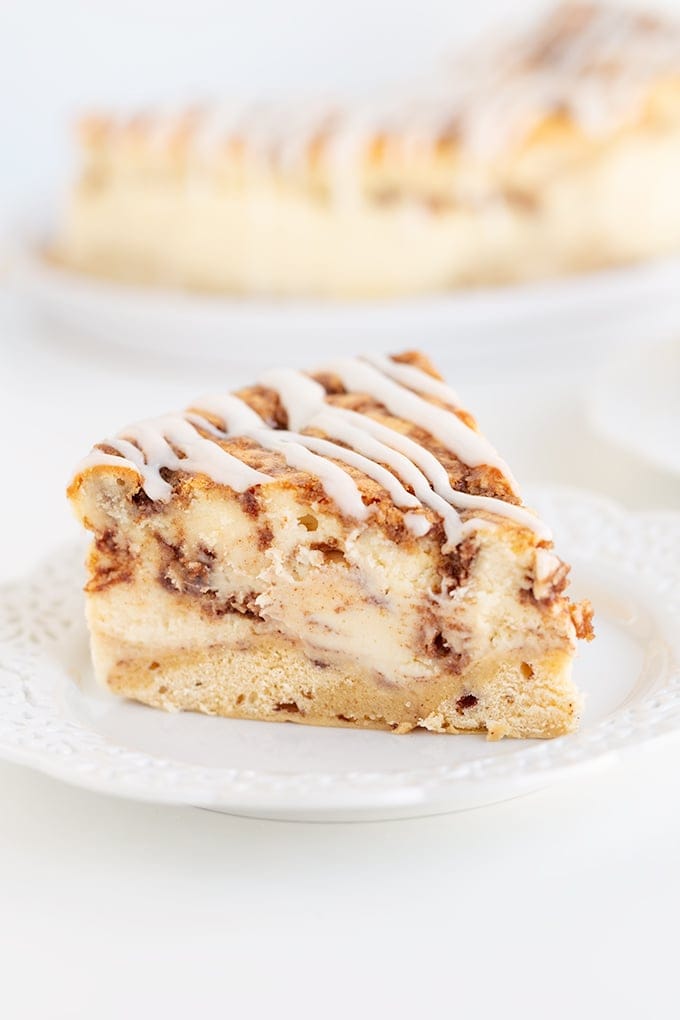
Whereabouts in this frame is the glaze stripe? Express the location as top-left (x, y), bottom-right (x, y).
top-left (75, 355), bottom-right (549, 543)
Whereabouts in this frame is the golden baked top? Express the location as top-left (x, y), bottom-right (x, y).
top-left (68, 350), bottom-right (554, 552)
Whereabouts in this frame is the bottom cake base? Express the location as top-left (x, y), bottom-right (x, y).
top-left (90, 632), bottom-right (581, 740)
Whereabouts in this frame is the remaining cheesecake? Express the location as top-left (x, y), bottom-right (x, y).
top-left (68, 350), bottom-right (593, 739)
top-left (54, 2), bottom-right (680, 298)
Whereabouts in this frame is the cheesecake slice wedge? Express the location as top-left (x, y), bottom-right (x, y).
top-left (68, 351), bottom-right (593, 739)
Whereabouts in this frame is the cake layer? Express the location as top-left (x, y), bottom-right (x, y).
top-left (94, 634), bottom-right (580, 739)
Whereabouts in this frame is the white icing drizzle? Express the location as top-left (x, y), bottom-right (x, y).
top-left (362, 353), bottom-right (462, 408)
top-left (245, 365), bottom-right (543, 542)
top-left (316, 358), bottom-right (519, 492)
top-left (337, 407), bottom-right (548, 539)
top-left (71, 448), bottom-right (141, 480)
top-left (258, 369), bottom-right (326, 432)
top-left (191, 385), bottom-right (425, 524)
top-left (251, 432), bottom-right (370, 520)
top-left (309, 406), bottom-right (464, 547)
top-left (93, 413), bottom-right (271, 502)
top-left (128, 415), bottom-right (272, 497)
top-left (404, 512), bottom-right (432, 538)
top-left (186, 392), bottom-right (371, 520)
top-left (97, 435), bottom-right (172, 501)
top-left (188, 393), bottom-right (266, 432)
top-left (276, 430), bottom-right (422, 513)
top-left (193, 371), bottom-right (460, 545)
top-left (77, 356), bottom-right (550, 544)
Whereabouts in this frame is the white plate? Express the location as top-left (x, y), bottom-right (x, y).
top-left (589, 336), bottom-right (680, 478)
top-left (1, 486), bottom-right (679, 821)
top-left (10, 243), bottom-right (680, 375)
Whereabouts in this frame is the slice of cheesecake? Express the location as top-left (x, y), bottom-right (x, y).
top-left (67, 351), bottom-right (593, 739)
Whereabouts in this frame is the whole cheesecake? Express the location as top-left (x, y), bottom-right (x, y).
top-left (54, 2), bottom-right (680, 298)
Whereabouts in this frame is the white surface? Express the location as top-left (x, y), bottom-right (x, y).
top-left (2, 488), bottom-right (679, 821)
top-left (11, 244), bottom-right (680, 374)
top-left (590, 335), bottom-right (680, 476)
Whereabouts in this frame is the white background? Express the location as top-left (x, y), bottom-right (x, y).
top-left (2, 2), bottom-right (680, 1017)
